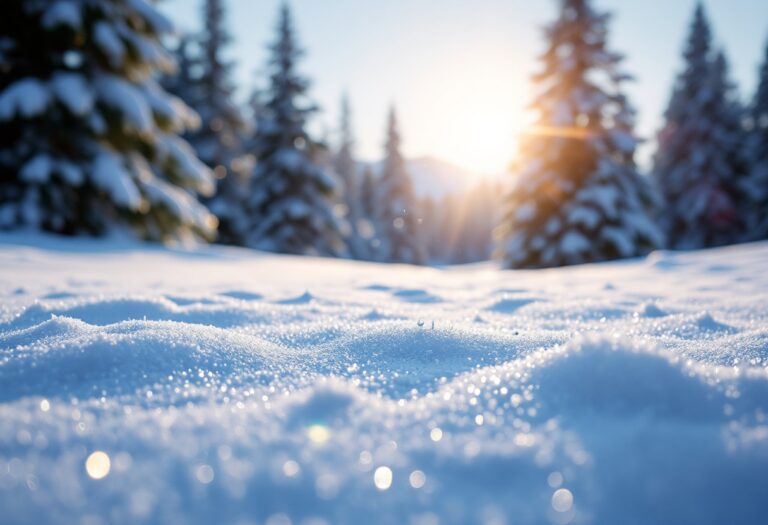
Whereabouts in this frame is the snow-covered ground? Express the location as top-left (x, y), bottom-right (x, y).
top-left (1, 233), bottom-right (767, 525)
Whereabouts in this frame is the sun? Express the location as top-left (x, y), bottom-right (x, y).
top-left (433, 108), bottom-right (522, 176)
top-left (402, 42), bottom-right (531, 177)
top-left (413, 62), bottom-right (527, 176)
top-left (458, 116), bottom-right (519, 175)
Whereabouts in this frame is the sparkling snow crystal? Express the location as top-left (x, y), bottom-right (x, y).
top-left (0, 235), bottom-right (767, 524)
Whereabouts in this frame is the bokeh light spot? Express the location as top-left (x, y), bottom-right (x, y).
top-left (409, 470), bottom-right (426, 489)
top-left (85, 451), bottom-right (111, 480)
top-left (374, 466), bottom-right (393, 490)
top-left (552, 488), bottom-right (574, 513)
top-left (195, 464), bottom-right (214, 484)
top-left (307, 424), bottom-right (331, 445)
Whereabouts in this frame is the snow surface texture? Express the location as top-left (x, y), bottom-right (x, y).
top-left (1, 234), bottom-right (767, 525)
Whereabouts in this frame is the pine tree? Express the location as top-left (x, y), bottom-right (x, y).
top-left (421, 193), bottom-right (450, 263)
top-left (442, 194), bottom-right (462, 263)
top-left (455, 181), bottom-right (500, 263)
top-left (498, 0), bottom-right (661, 269)
top-left (161, 36), bottom-right (199, 111)
top-left (359, 167), bottom-right (378, 222)
top-left (357, 166), bottom-right (381, 259)
top-left (190, 0), bottom-right (249, 245)
top-left (653, 3), bottom-right (749, 248)
top-left (0, 0), bottom-right (215, 241)
top-left (246, 4), bottom-right (344, 255)
top-left (376, 107), bottom-right (425, 264)
top-left (745, 39), bottom-right (768, 240)
top-left (418, 194), bottom-right (438, 262)
top-left (335, 94), bottom-right (367, 259)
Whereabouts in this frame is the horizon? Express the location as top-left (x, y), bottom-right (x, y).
top-left (162, 0), bottom-right (768, 176)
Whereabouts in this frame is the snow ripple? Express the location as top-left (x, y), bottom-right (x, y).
top-left (2, 238), bottom-right (768, 524)
top-left (1, 331), bottom-right (767, 524)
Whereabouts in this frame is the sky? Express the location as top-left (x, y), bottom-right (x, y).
top-left (161, 0), bottom-right (768, 176)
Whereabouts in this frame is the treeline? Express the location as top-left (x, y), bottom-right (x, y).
top-left (0, 0), bottom-right (425, 263)
top-left (0, 0), bottom-right (766, 268)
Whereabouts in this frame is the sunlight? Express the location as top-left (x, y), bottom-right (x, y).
top-left (406, 43), bottom-right (529, 176)
top-left (455, 115), bottom-right (519, 175)
top-left (524, 124), bottom-right (594, 141)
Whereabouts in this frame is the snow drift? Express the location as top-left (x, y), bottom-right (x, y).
top-left (1, 234), bottom-right (767, 524)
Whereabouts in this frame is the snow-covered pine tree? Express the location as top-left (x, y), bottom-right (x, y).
top-left (161, 36), bottom-right (199, 111)
top-left (335, 94), bottom-right (367, 259)
top-left (359, 167), bottom-right (378, 222)
top-left (357, 166), bottom-right (381, 259)
top-left (440, 194), bottom-right (461, 263)
top-left (0, 0), bottom-right (216, 241)
top-left (710, 51), bottom-right (751, 238)
top-left (653, 3), bottom-right (749, 248)
top-left (246, 4), bottom-right (344, 256)
top-left (455, 181), bottom-right (500, 263)
top-left (190, 0), bottom-right (249, 245)
top-left (498, 0), bottom-right (661, 269)
top-left (745, 39), bottom-right (768, 240)
top-left (375, 107), bottom-right (425, 264)
top-left (418, 194), bottom-right (438, 262)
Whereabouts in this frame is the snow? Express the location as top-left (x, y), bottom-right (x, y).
top-left (610, 130), bottom-right (636, 153)
top-left (577, 184), bottom-right (619, 219)
top-left (601, 226), bottom-right (634, 257)
top-left (0, 79), bottom-right (50, 120)
top-left (143, 177), bottom-right (214, 232)
top-left (560, 230), bottom-right (590, 255)
top-left (126, 0), bottom-right (175, 35)
top-left (567, 206), bottom-right (600, 229)
top-left (93, 22), bottom-right (125, 68)
top-left (274, 148), bottom-right (306, 172)
top-left (41, 2), bottom-right (82, 31)
top-left (94, 76), bottom-right (154, 135)
top-left (19, 156), bottom-right (53, 184)
top-left (156, 136), bottom-right (215, 194)
top-left (1, 234), bottom-right (768, 524)
top-left (51, 73), bottom-right (94, 116)
top-left (56, 161), bottom-right (83, 186)
top-left (91, 153), bottom-right (142, 211)
top-left (0, 74), bottom-right (93, 122)
top-left (515, 202), bottom-right (537, 222)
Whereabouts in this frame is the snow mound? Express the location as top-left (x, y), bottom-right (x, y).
top-left (315, 324), bottom-right (561, 397)
top-left (638, 302), bottom-right (667, 317)
top-left (2, 333), bottom-right (766, 524)
top-left (0, 316), bottom-right (289, 402)
top-left (3, 295), bottom-right (295, 330)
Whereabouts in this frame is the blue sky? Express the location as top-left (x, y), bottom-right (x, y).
top-left (161, 0), bottom-right (768, 174)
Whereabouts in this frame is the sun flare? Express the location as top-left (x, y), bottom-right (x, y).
top-left (458, 116), bottom-right (519, 175)
top-left (408, 44), bottom-right (530, 176)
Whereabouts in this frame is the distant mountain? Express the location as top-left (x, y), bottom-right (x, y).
top-left (406, 156), bottom-right (480, 198)
top-left (361, 156), bottom-right (502, 198)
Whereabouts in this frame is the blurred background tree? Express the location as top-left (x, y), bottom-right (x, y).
top-left (653, 4), bottom-right (751, 249)
top-left (0, 0), bottom-right (216, 241)
top-left (246, 4), bottom-right (344, 256)
top-left (498, 0), bottom-right (662, 268)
